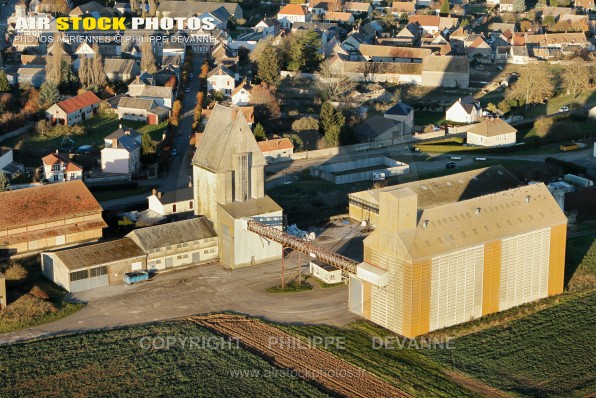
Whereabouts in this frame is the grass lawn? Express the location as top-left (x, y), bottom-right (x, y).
top-left (0, 256), bottom-right (84, 334)
top-left (523, 119), bottom-right (596, 142)
top-left (9, 114), bottom-right (168, 153)
top-left (0, 320), bottom-right (331, 398)
top-left (414, 111), bottom-right (445, 126)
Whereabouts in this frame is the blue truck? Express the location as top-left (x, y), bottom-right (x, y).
top-left (123, 270), bottom-right (150, 285)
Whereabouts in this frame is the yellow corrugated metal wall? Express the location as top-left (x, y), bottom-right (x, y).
top-left (482, 240), bottom-right (502, 315)
top-left (548, 224), bottom-right (567, 295)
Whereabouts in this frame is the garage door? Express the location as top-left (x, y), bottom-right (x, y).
top-left (165, 257), bottom-right (173, 269)
top-left (147, 113), bottom-right (157, 125)
top-left (192, 251), bottom-right (201, 263)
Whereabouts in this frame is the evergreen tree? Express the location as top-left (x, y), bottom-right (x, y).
top-left (141, 133), bottom-right (158, 164)
top-left (288, 30), bottom-right (322, 73)
top-left (59, 62), bottom-right (79, 94)
top-left (91, 44), bottom-right (107, 87)
top-left (39, 81), bottom-right (61, 106)
top-left (440, 0), bottom-right (450, 15)
top-left (253, 123), bottom-right (266, 141)
top-left (256, 43), bottom-right (281, 87)
top-left (319, 102), bottom-right (344, 147)
top-left (0, 71), bottom-right (10, 92)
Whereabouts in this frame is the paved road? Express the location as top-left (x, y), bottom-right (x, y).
top-left (0, 221), bottom-right (364, 345)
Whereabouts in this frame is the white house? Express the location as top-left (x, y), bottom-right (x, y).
top-left (277, 4), bottom-right (311, 28)
top-left (257, 138), bottom-right (294, 163)
top-left (446, 96), bottom-right (482, 123)
top-left (117, 97), bottom-right (169, 125)
top-left (41, 152), bottom-right (83, 183)
top-left (344, 2), bottom-right (373, 16)
top-left (45, 92), bottom-right (101, 126)
top-left (207, 65), bottom-right (236, 96)
top-left (466, 118), bottom-right (517, 147)
top-left (231, 81), bottom-right (252, 106)
top-left (101, 127), bottom-right (141, 175)
top-left (138, 86), bottom-right (174, 109)
top-left (148, 186), bottom-right (194, 216)
top-left (0, 148), bottom-right (22, 179)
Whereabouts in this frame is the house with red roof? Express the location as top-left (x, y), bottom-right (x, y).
top-left (45, 91), bottom-right (101, 126)
top-left (258, 138), bottom-right (294, 163)
top-left (278, 4), bottom-right (311, 28)
top-left (42, 151), bottom-right (83, 183)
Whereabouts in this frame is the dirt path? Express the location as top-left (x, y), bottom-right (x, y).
top-left (445, 370), bottom-right (512, 398)
top-left (189, 314), bottom-right (411, 398)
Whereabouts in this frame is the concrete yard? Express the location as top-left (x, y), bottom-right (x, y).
top-left (0, 220), bottom-right (366, 345)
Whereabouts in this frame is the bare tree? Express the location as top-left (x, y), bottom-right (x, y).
top-left (506, 63), bottom-right (554, 107)
top-left (140, 38), bottom-right (158, 74)
top-left (316, 59), bottom-right (356, 102)
top-left (46, 35), bottom-right (63, 85)
top-left (562, 58), bottom-right (591, 97)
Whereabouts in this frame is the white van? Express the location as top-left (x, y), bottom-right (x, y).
top-left (450, 156), bottom-right (462, 160)
top-left (372, 172), bottom-right (386, 181)
top-left (475, 157), bottom-right (487, 161)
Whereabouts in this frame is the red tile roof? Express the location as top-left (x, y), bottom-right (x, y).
top-left (258, 138), bottom-right (294, 153)
top-left (56, 91), bottom-right (101, 114)
top-left (41, 153), bottom-right (83, 172)
top-left (279, 4), bottom-right (308, 15)
top-left (0, 180), bottom-right (103, 230)
top-left (409, 15), bottom-right (440, 27)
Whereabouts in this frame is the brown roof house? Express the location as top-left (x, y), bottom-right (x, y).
top-left (45, 92), bottom-right (101, 126)
top-left (0, 180), bottom-right (106, 257)
top-left (466, 118), bottom-right (517, 147)
top-left (42, 152), bottom-right (83, 183)
top-left (258, 138), bottom-right (294, 163)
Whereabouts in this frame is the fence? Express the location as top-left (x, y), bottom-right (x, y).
top-left (287, 136), bottom-right (412, 162)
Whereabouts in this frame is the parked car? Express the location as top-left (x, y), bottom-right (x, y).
top-left (372, 172), bottom-right (386, 181)
top-left (171, 148), bottom-right (178, 156)
top-left (559, 106), bottom-right (570, 112)
top-left (475, 157), bottom-right (487, 161)
top-left (450, 156), bottom-right (462, 160)
top-left (184, 87), bottom-right (190, 93)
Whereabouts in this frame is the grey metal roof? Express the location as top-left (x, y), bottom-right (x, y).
top-left (127, 217), bottom-right (217, 250)
top-left (219, 196), bottom-right (282, 218)
top-left (103, 58), bottom-right (138, 75)
top-left (105, 127), bottom-right (141, 141)
top-left (115, 134), bottom-right (141, 152)
top-left (53, 238), bottom-right (145, 271)
top-left (140, 85), bottom-right (173, 99)
top-left (385, 102), bottom-right (413, 116)
top-left (118, 97), bottom-right (156, 110)
top-left (192, 105), bottom-right (266, 173)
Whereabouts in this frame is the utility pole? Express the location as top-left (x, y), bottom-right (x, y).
top-left (281, 246), bottom-right (286, 289)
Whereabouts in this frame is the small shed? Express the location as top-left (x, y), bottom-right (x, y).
top-left (310, 260), bottom-right (343, 284)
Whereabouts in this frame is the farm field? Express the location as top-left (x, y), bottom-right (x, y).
top-left (423, 290), bottom-right (596, 398)
top-left (0, 320), bottom-right (332, 398)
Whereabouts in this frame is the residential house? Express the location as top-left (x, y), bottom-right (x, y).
top-left (466, 118), bottom-right (517, 146)
top-left (117, 97), bottom-right (169, 125)
top-left (384, 102), bottom-right (414, 135)
top-left (0, 180), bottom-right (106, 257)
top-left (127, 217), bottom-right (218, 271)
top-left (207, 65), bottom-right (236, 96)
top-left (148, 186), bottom-right (195, 216)
top-left (524, 32), bottom-right (593, 52)
top-left (231, 81), bottom-right (252, 106)
top-left (344, 2), bottom-right (373, 17)
top-left (277, 4), bottom-right (311, 28)
top-left (421, 55), bottom-right (469, 88)
top-left (409, 15), bottom-right (458, 35)
top-left (500, 0), bottom-right (514, 12)
top-left (69, 1), bottom-right (114, 17)
top-left (541, 6), bottom-right (573, 19)
top-left (328, 55), bottom-right (424, 84)
top-left (465, 36), bottom-right (492, 63)
top-left (45, 92), bottom-right (101, 126)
top-left (310, 0), bottom-right (332, 15)
top-left (101, 127), bottom-right (142, 175)
top-left (0, 148), bottom-right (22, 179)
top-left (42, 152), bottom-right (83, 183)
top-left (254, 18), bottom-right (282, 36)
top-left (384, 23), bottom-right (421, 47)
top-left (391, 1), bottom-right (416, 15)
top-left (103, 58), bottom-right (140, 82)
top-left (359, 44), bottom-right (431, 62)
top-left (510, 45), bottom-right (530, 64)
top-left (138, 86), bottom-right (174, 109)
top-left (258, 138), bottom-right (294, 163)
top-left (574, 0), bottom-right (595, 12)
top-left (41, 238), bottom-right (146, 293)
top-left (324, 11), bottom-right (355, 24)
top-left (354, 115), bottom-right (408, 142)
top-left (445, 95), bottom-right (481, 123)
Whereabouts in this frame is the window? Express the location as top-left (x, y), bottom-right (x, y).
top-left (204, 249), bottom-right (209, 254)
top-left (53, 175), bottom-right (59, 181)
top-left (209, 248), bottom-right (215, 253)
top-left (189, 201), bottom-right (193, 209)
top-left (70, 270), bottom-right (89, 282)
top-left (172, 204), bottom-right (177, 213)
top-left (89, 266), bottom-right (107, 277)
top-left (52, 165), bottom-right (61, 171)
top-left (177, 243), bottom-right (183, 248)
top-left (183, 242), bottom-right (189, 247)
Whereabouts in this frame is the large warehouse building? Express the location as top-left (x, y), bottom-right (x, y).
top-left (349, 183), bottom-right (567, 338)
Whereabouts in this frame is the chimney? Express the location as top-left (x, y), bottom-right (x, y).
top-left (119, 124), bottom-right (122, 129)
top-left (55, 149), bottom-right (59, 154)
top-left (152, 188), bottom-right (157, 196)
top-left (157, 192), bottom-right (162, 199)
top-left (112, 139), bottom-right (118, 149)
